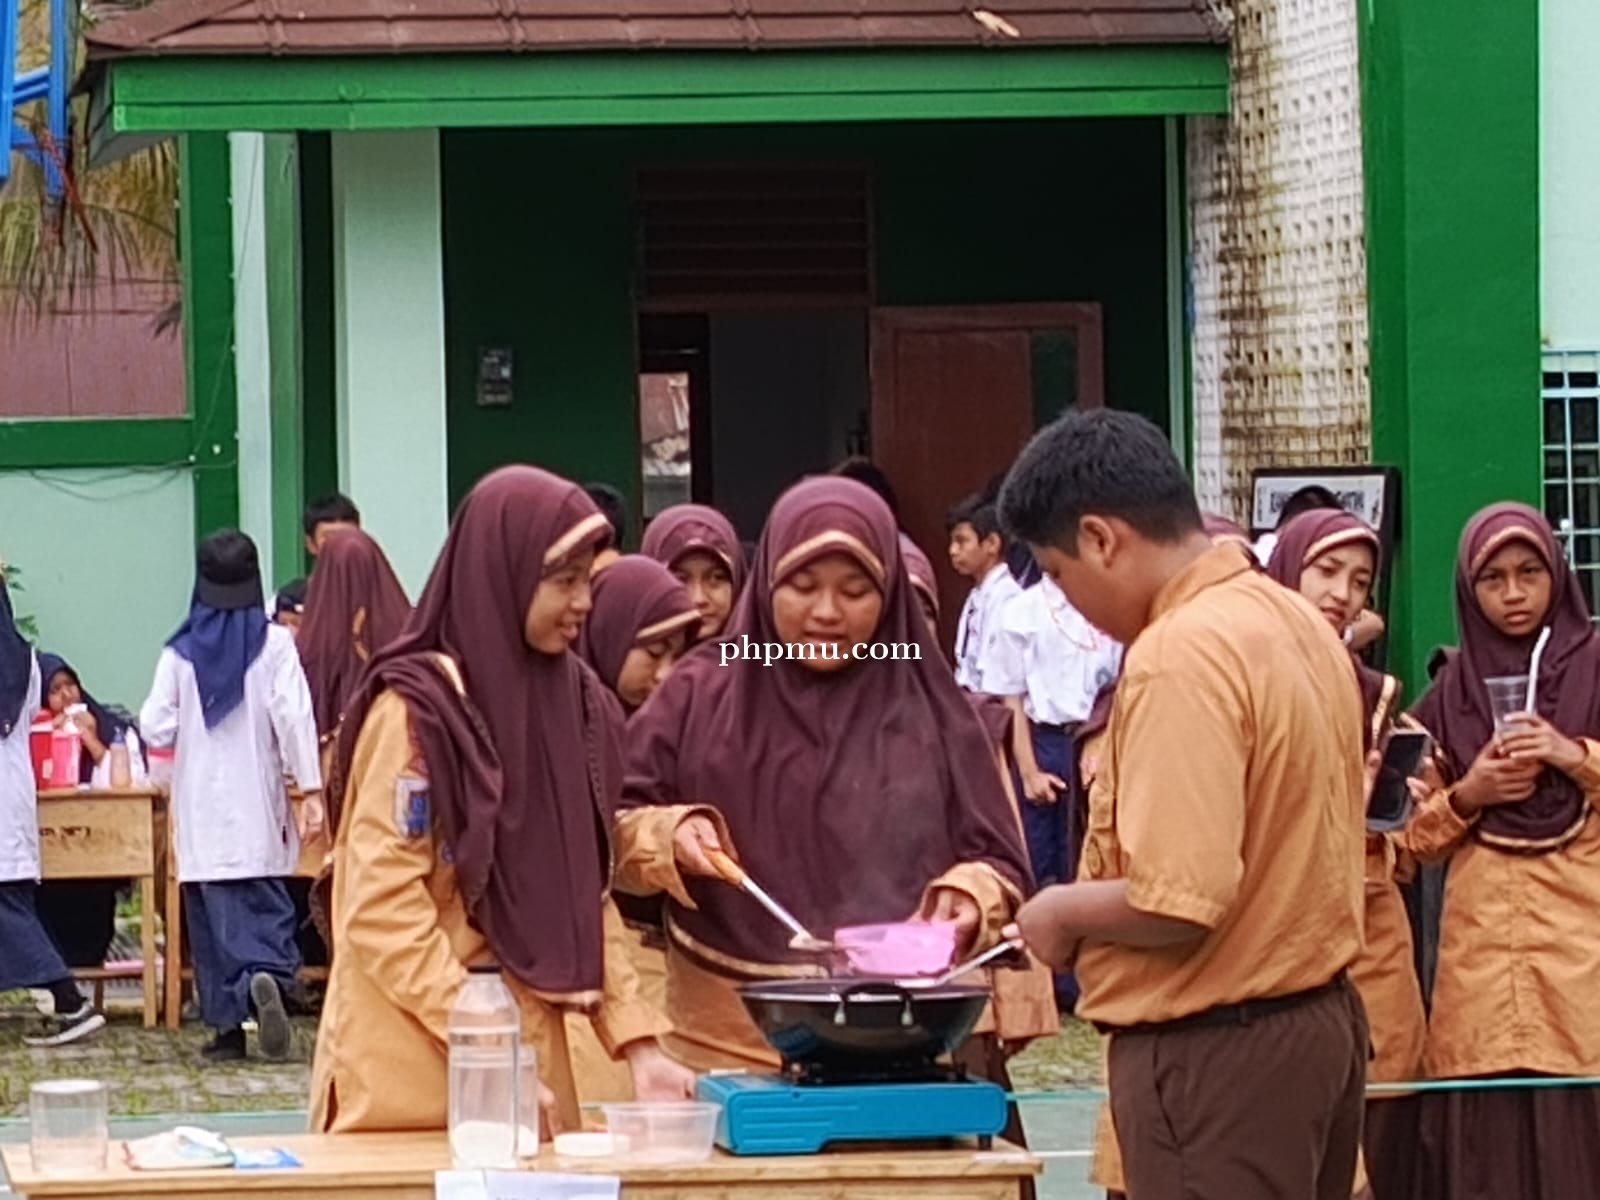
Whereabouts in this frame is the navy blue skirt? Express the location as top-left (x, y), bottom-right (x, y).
top-left (0, 880), bottom-right (71, 991)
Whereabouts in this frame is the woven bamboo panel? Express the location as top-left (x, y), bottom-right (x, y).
top-left (1188, 0), bottom-right (1370, 521)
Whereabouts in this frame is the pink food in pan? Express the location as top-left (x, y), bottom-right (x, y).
top-left (833, 921), bottom-right (959, 977)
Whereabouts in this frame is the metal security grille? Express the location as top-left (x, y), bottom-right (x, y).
top-left (1542, 349), bottom-right (1600, 617)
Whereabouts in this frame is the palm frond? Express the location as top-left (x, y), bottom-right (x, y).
top-left (1, 0), bottom-right (179, 325)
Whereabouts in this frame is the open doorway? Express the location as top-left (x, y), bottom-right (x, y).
top-left (637, 309), bottom-right (870, 542)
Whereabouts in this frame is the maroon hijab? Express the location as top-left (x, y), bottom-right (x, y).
top-left (624, 477), bottom-right (1030, 973)
top-left (576, 555), bottom-right (699, 711)
top-left (899, 533), bottom-right (940, 617)
top-left (1265, 510), bottom-right (1397, 748)
top-left (640, 503), bottom-right (748, 594)
top-left (1203, 511), bottom-right (1252, 550)
top-left (329, 466), bottom-right (618, 1000)
top-left (1411, 501), bottom-right (1600, 849)
top-left (298, 528), bottom-right (413, 738)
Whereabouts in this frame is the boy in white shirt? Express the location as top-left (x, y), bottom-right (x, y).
top-left (980, 577), bottom-right (1121, 1005)
top-left (947, 495), bottom-right (1022, 691)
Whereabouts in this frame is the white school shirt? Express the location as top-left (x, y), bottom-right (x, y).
top-left (979, 579), bottom-right (1123, 727)
top-left (947, 563), bottom-right (1024, 691)
top-left (954, 563), bottom-right (1024, 691)
top-left (139, 625), bottom-right (321, 883)
top-left (0, 657), bottom-right (42, 882)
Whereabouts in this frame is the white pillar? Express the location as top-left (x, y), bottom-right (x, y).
top-left (230, 132), bottom-right (276, 585)
top-left (331, 129), bottom-right (449, 596)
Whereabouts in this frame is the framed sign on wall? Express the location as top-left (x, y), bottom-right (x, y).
top-left (1250, 465), bottom-right (1403, 668)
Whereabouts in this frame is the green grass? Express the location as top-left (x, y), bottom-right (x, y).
top-left (0, 1007), bottom-right (313, 1119)
top-left (1009, 1018), bottom-right (1105, 1092)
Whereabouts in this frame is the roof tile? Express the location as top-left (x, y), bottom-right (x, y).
top-left (87, 0), bottom-right (1226, 56)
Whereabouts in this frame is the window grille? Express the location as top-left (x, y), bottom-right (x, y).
top-left (1542, 349), bottom-right (1600, 617)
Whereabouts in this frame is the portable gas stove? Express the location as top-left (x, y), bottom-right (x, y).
top-left (696, 979), bottom-right (1009, 1156)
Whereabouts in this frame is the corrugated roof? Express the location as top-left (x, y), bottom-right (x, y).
top-left (86, 0), bottom-right (1227, 58)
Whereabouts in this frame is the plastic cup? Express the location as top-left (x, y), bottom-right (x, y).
top-left (1485, 675), bottom-right (1531, 735)
top-left (30, 1080), bottom-right (109, 1175)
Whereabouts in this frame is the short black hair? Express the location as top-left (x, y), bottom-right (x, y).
top-left (274, 577), bottom-right (308, 617)
top-left (1276, 485), bottom-right (1343, 529)
top-left (583, 482), bottom-right (628, 547)
top-left (831, 457), bottom-right (901, 521)
top-left (945, 493), bottom-right (1005, 544)
top-left (999, 409), bottom-right (1202, 551)
top-left (303, 493), bottom-right (360, 538)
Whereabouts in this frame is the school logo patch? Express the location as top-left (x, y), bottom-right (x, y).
top-left (394, 777), bottom-right (430, 839)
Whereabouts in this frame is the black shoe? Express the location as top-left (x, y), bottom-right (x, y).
top-left (250, 972), bottom-right (290, 1061)
top-left (201, 1028), bottom-right (246, 1062)
top-left (22, 1005), bottom-right (107, 1047)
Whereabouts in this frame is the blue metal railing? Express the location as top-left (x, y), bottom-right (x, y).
top-left (2, 0), bottom-right (70, 196)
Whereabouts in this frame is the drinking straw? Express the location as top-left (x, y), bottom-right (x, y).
top-left (1524, 625), bottom-right (1553, 714)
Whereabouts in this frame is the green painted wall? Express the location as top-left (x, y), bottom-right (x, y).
top-left (0, 470), bottom-right (195, 709)
top-left (1362, 0), bottom-right (1541, 691)
top-left (440, 119), bottom-right (1169, 510)
top-left (180, 132), bottom-right (242, 541)
top-left (1542, 0), bottom-right (1600, 347)
top-left (331, 130), bottom-right (450, 598)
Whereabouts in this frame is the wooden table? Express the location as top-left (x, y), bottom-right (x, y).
top-left (35, 787), bottom-right (168, 1028)
top-left (1, 1132), bottom-right (1040, 1199)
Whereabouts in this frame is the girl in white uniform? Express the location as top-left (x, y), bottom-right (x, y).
top-left (0, 573), bottom-right (105, 1046)
top-left (140, 531), bottom-right (323, 1062)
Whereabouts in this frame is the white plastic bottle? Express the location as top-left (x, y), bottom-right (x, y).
top-left (448, 965), bottom-right (519, 1169)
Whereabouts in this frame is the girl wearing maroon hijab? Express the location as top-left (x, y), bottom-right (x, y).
top-left (297, 527), bottom-right (412, 743)
top-left (567, 554), bottom-right (699, 1101)
top-left (576, 556), bottom-right (699, 714)
top-left (1267, 510), bottom-right (1427, 1200)
top-left (616, 477), bottom-right (1031, 1071)
top-left (309, 466), bottom-right (691, 1137)
top-left (295, 527), bottom-right (412, 965)
top-left (1404, 501), bottom-right (1600, 1197)
top-left (640, 503), bottom-right (746, 643)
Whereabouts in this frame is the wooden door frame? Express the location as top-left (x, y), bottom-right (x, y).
top-left (868, 302), bottom-right (1106, 423)
top-left (869, 303), bottom-right (1106, 651)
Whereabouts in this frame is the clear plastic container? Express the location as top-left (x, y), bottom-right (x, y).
top-left (30, 1080), bottom-right (108, 1174)
top-left (601, 1102), bottom-right (719, 1165)
top-left (515, 1042), bottom-right (540, 1162)
top-left (449, 965), bottom-right (519, 1169)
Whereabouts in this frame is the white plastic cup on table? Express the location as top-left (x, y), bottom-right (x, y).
top-left (516, 1043), bottom-right (541, 1161)
top-left (448, 965), bottom-right (519, 1169)
top-left (1485, 675), bottom-right (1532, 737)
top-left (30, 1080), bottom-right (109, 1174)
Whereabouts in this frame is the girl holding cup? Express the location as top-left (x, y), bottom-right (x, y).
top-left (1406, 501), bottom-right (1600, 1194)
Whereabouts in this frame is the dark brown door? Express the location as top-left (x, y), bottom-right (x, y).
top-left (870, 304), bottom-right (1105, 651)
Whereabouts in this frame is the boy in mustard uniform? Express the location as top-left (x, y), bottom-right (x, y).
top-left (1000, 411), bottom-right (1368, 1200)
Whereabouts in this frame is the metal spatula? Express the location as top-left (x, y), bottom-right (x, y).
top-left (707, 849), bottom-right (833, 953)
top-left (900, 936), bottom-right (1027, 989)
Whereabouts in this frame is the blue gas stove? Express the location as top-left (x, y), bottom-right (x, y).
top-left (696, 1070), bottom-right (1009, 1156)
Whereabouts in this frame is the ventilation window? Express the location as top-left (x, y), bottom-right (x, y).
top-left (635, 167), bottom-right (872, 306)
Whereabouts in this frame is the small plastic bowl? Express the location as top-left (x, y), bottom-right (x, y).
top-left (600, 1102), bottom-right (719, 1165)
top-left (834, 920), bottom-right (959, 977)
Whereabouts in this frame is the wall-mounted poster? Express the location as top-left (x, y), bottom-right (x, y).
top-left (1250, 465), bottom-right (1402, 669)
top-left (1249, 468), bottom-right (1397, 537)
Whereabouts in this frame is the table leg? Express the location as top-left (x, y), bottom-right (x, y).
top-left (165, 850), bottom-right (183, 1031)
top-left (140, 873), bottom-right (158, 1029)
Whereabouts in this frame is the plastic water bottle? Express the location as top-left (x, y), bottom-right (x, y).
top-left (448, 965), bottom-right (519, 1169)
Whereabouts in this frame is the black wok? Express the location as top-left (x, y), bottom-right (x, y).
top-left (738, 978), bottom-right (989, 1078)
